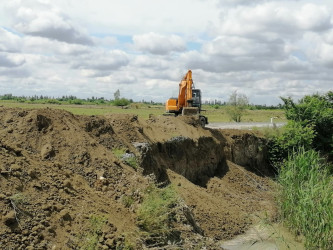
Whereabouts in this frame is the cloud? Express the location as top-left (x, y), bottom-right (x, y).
top-left (272, 56), bottom-right (310, 72)
top-left (295, 4), bottom-right (332, 31)
top-left (23, 36), bottom-right (91, 56)
top-left (203, 35), bottom-right (285, 59)
top-left (11, 1), bottom-right (93, 45)
top-left (215, 2), bottom-right (332, 39)
top-left (0, 52), bottom-right (25, 68)
top-left (1, 0), bottom-right (333, 105)
top-left (71, 50), bottom-right (129, 77)
top-left (0, 28), bottom-right (22, 52)
top-left (133, 32), bottom-right (186, 55)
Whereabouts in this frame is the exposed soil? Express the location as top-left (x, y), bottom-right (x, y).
top-left (0, 107), bottom-right (277, 249)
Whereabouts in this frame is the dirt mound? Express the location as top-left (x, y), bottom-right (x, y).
top-left (0, 107), bottom-right (276, 249)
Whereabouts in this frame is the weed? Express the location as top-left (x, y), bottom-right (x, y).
top-left (122, 195), bottom-right (135, 208)
top-left (115, 232), bottom-right (138, 250)
top-left (9, 193), bottom-right (29, 228)
top-left (112, 148), bottom-right (126, 158)
top-left (137, 184), bottom-right (178, 237)
top-left (124, 156), bottom-right (138, 170)
top-left (81, 215), bottom-right (107, 250)
top-left (10, 193), bottom-right (27, 206)
top-left (112, 148), bottom-right (138, 170)
top-left (277, 149), bottom-right (333, 249)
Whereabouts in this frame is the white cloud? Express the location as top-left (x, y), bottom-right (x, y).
top-left (295, 3), bottom-right (332, 31)
top-left (133, 32), bottom-right (186, 55)
top-left (71, 50), bottom-right (129, 76)
top-left (215, 2), bottom-right (332, 39)
top-left (0, 28), bottom-right (22, 52)
top-left (203, 36), bottom-right (285, 59)
top-left (11, 0), bottom-right (93, 45)
top-left (0, 52), bottom-right (26, 68)
top-left (23, 36), bottom-right (91, 56)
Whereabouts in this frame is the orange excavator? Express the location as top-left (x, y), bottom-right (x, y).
top-left (165, 70), bottom-right (208, 127)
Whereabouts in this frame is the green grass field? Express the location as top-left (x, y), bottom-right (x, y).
top-left (0, 101), bottom-right (286, 123)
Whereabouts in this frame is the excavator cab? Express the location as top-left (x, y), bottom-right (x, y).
top-left (192, 89), bottom-right (202, 111)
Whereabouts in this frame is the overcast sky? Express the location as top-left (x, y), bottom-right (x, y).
top-left (1, 0), bottom-right (333, 105)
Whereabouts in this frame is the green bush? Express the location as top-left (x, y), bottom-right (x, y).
top-left (69, 99), bottom-right (83, 105)
top-left (46, 99), bottom-right (61, 105)
top-left (268, 120), bottom-right (316, 165)
top-left (278, 149), bottom-right (333, 249)
top-left (281, 91), bottom-right (333, 154)
top-left (113, 98), bottom-right (130, 107)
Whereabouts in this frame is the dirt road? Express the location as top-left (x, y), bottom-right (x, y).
top-left (207, 122), bottom-right (286, 129)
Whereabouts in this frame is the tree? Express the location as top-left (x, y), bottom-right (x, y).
top-left (226, 91), bottom-right (249, 122)
top-left (114, 89), bottom-right (120, 100)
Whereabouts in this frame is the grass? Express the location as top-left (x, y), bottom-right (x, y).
top-left (81, 215), bottom-right (107, 250)
top-left (0, 100), bottom-right (286, 123)
top-left (10, 193), bottom-right (27, 206)
top-left (277, 149), bottom-right (333, 249)
top-left (112, 148), bottom-right (138, 170)
top-left (122, 195), bottom-right (135, 208)
top-left (137, 184), bottom-right (178, 236)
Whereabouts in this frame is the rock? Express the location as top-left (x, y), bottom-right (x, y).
top-left (105, 233), bottom-right (114, 240)
top-left (3, 210), bottom-right (17, 226)
top-left (10, 164), bottom-right (22, 171)
top-left (0, 193), bottom-right (6, 200)
top-left (33, 181), bottom-right (42, 190)
top-left (40, 143), bottom-right (55, 159)
top-left (59, 209), bottom-right (72, 221)
top-left (63, 180), bottom-right (72, 189)
top-left (28, 169), bottom-right (39, 178)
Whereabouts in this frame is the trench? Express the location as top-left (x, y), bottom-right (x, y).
top-left (137, 129), bottom-right (273, 187)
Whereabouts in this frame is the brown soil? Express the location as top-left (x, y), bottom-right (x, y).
top-left (0, 107), bottom-right (277, 249)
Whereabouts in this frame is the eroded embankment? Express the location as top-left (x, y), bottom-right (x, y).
top-left (0, 107), bottom-right (276, 249)
top-left (136, 120), bottom-right (271, 188)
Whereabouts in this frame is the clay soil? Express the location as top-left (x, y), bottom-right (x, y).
top-left (0, 107), bottom-right (277, 249)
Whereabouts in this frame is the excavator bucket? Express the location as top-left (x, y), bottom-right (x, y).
top-left (182, 107), bottom-right (199, 116)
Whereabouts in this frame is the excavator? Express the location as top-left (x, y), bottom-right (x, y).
top-left (165, 70), bottom-right (208, 127)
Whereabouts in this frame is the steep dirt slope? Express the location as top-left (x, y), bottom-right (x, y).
top-left (0, 107), bottom-right (276, 249)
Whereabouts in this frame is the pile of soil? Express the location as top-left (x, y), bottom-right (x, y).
top-left (0, 107), bottom-right (277, 249)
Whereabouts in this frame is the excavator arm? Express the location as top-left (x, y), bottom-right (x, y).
top-left (178, 70), bottom-right (193, 109)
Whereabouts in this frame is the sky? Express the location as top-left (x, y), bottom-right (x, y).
top-left (1, 0), bottom-right (333, 105)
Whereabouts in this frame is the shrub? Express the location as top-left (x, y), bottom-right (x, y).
top-left (113, 98), bottom-right (130, 107)
top-left (278, 149), bottom-right (333, 249)
top-left (46, 99), bottom-right (61, 105)
top-left (281, 91), bottom-right (333, 155)
top-left (69, 99), bottom-right (83, 105)
top-left (268, 120), bottom-right (316, 165)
